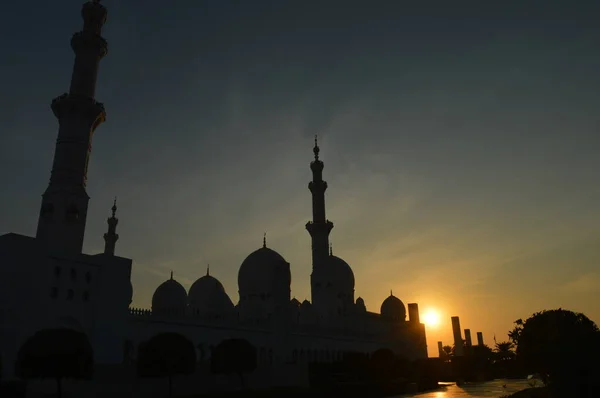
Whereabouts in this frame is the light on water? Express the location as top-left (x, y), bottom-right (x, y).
top-left (398, 379), bottom-right (532, 397)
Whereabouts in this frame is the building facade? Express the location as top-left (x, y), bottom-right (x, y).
top-left (0, 0), bottom-right (427, 387)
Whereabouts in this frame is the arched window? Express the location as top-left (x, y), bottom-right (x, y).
top-left (50, 287), bottom-right (58, 298)
top-left (70, 268), bottom-right (76, 281)
top-left (83, 291), bottom-right (90, 301)
top-left (67, 289), bottom-right (74, 300)
top-left (54, 266), bottom-right (61, 277)
top-left (85, 272), bottom-right (91, 284)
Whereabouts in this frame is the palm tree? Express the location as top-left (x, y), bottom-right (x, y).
top-left (494, 341), bottom-right (516, 361)
top-left (441, 345), bottom-right (453, 362)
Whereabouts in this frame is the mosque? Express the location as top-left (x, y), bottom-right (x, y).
top-left (0, 0), bottom-right (427, 386)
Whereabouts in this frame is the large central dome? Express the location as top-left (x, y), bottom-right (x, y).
top-left (238, 245), bottom-right (291, 297)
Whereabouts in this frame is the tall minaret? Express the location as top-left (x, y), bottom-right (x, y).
top-left (103, 198), bottom-right (119, 255)
top-left (305, 136), bottom-right (334, 305)
top-left (36, 0), bottom-right (108, 253)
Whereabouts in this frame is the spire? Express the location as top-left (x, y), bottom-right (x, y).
top-left (103, 197), bottom-right (119, 256)
top-left (206, 264), bottom-right (210, 276)
top-left (36, 0), bottom-right (109, 253)
top-left (170, 270), bottom-right (173, 280)
top-left (390, 289), bottom-right (393, 296)
top-left (263, 232), bottom-right (267, 248)
top-left (111, 196), bottom-right (117, 217)
top-left (313, 135), bottom-right (320, 160)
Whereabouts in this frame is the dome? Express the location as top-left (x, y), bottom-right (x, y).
top-left (380, 293), bottom-right (406, 321)
top-left (327, 255), bottom-right (355, 290)
top-left (356, 297), bottom-right (366, 312)
top-left (152, 274), bottom-right (187, 315)
top-left (188, 271), bottom-right (234, 316)
top-left (290, 298), bottom-right (301, 307)
top-left (238, 245), bottom-right (291, 296)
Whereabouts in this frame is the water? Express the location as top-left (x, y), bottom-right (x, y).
top-left (398, 379), bottom-right (533, 397)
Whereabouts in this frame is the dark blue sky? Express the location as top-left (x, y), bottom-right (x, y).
top-left (1, 0), bottom-right (599, 354)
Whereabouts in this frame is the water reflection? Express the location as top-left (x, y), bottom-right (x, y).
top-left (398, 379), bottom-right (532, 397)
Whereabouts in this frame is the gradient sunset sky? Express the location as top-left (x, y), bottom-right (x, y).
top-left (1, 0), bottom-right (599, 357)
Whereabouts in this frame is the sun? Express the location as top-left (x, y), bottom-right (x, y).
top-left (422, 309), bottom-right (441, 328)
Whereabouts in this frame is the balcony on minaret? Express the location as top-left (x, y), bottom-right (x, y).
top-left (305, 220), bottom-right (334, 235)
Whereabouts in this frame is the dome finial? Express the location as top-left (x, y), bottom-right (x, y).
top-left (170, 270), bottom-right (173, 280)
top-left (206, 264), bottom-right (210, 276)
top-left (263, 232), bottom-right (267, 248)
top-left (390, 289), bottom-right (393, 296)
top-left (313, 135), bottom-right (320, 160)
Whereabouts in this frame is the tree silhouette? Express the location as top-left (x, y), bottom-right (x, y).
top-left (439, 345), bottom-right (453, 363)
top-left (510, 309), bottom-right (600, 396)
top-left (137, 333), bottom-right (196, 398)
top-left (210, 339), bottom-right (257, 388)
top-left (494, 341), bottom-right (516, 361)
top-left (14, 328), bottom-right (93, 398)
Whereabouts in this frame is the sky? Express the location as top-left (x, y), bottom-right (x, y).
top-left (1, 0), bottom-right (599, 357)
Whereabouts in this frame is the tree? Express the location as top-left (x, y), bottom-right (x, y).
top-left (437, 345), bottom-right (453, 363)
top-left (14, 328), bottom-right (93, 398)
top-left (494, 341), bottom-right (516, 361)
top-left (137, 333), bottom-right (196, 398)
top-left (210, 339), bottom-right (257, 388)
top-left (509, 309), bottom-right (600, 396)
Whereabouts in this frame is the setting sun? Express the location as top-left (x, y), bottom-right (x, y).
top-left (422, 309), bottom-right (441, 328)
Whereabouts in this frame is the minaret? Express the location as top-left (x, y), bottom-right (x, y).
top-left (305, 136), bottom-right (334, 305)
top-left (103, 198), bottom-right (119, 255)
top-left (35, 0), bottom-right (108, 253)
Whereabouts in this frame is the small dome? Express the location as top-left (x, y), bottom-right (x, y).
top-left (189, 272), bottom-right (233, 316)
top-left (238, 246), bottom-right (291, 296)
top-left (299, 299), bottom-right (317, 324)
top-left (356, 297), bottom-right (366, 312)
top-left (152, 274), bottom-right (187, 315)
top-left (290, 298), bottom-right (301, 307)
top-left (380, 293), bottom-right (406, 321)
